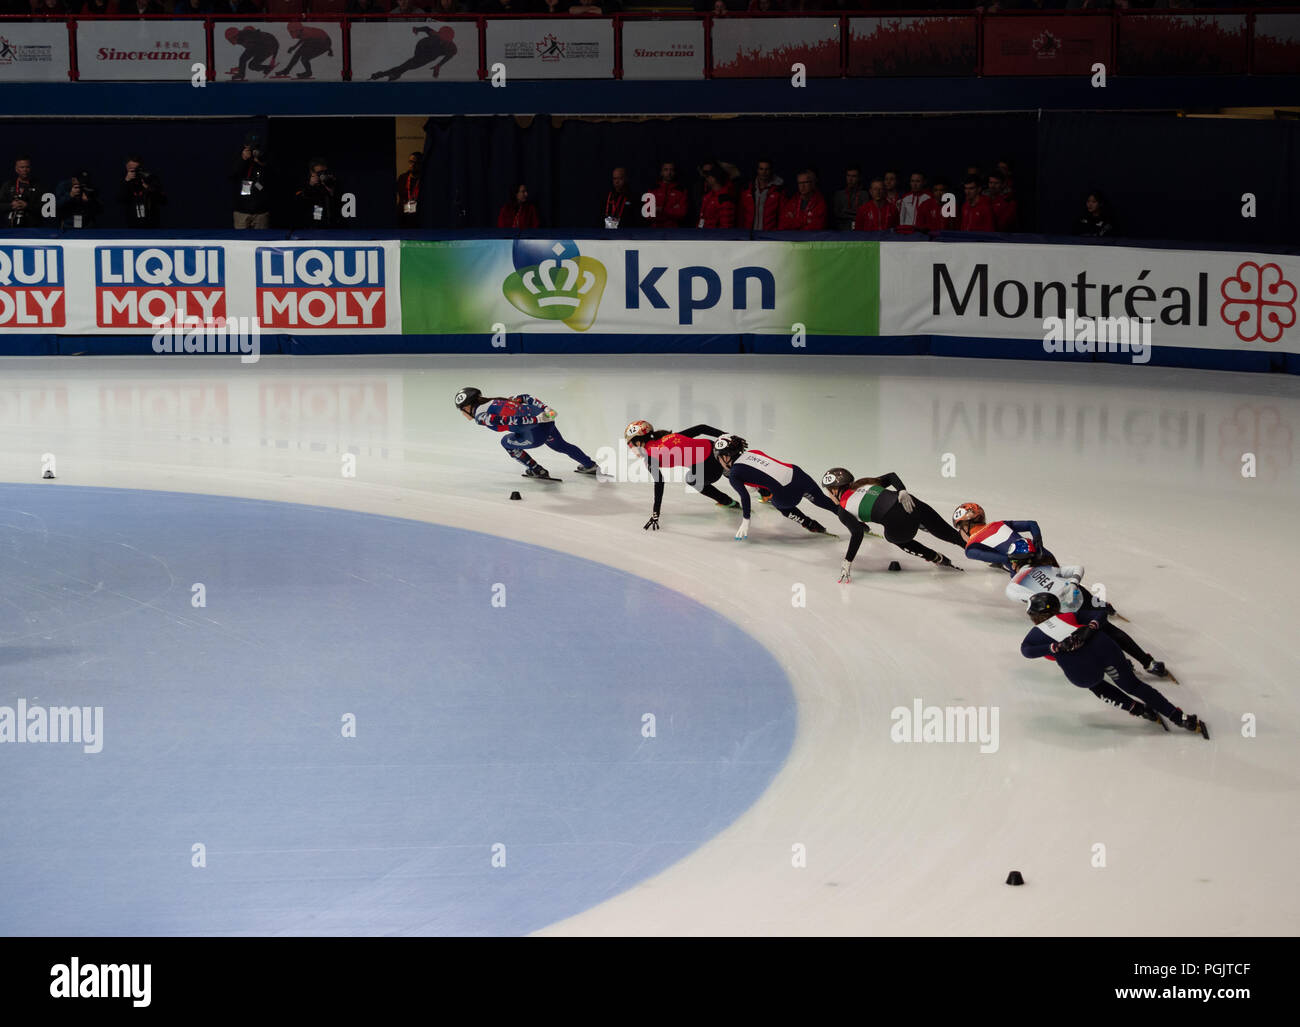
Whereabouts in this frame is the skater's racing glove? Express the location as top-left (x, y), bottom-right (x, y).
top-left (537, 407), bottom-right (558, 423)
top-left (897, 490), bottom-right (916, 514)
top-left (838, 559), bottom-right (852, 584)
top-left (644, 512), bottom-right (660, 531)
top-left (734, 518), bottom-right (749, 541)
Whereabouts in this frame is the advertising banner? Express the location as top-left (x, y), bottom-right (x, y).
top-left (1117, 14), bottom-right (1247, 75)
top-left (350, 20), bottom-right (478, 83)
top-left (710, 17), bottom-right (840, 78)
top-left (214, 21), bottom-right (343, 82)
top-left (847, 17), bottom-right (977, 77)
top-left (485, 18), bottom-right (614, 80)
top-left (621, 19), bottom-right (705, 81)
top-left (399, 238), bottom-right (878, 336)
top-left (0, 22), bottom-right (70, 83)
top-left (1252, 14), bottom-right (1300, 76)
top-left (0, 240), bottom-right (402, 335)
top-left (981, 15), bottom-right (1111, 77)
top-left (878, 242), bottom-right (1300, 355)
top-left (75, 20), bottom-right (206, 82)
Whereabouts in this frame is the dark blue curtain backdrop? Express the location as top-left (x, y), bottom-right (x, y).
top-left (2, 113), bottom-right (1297, 243)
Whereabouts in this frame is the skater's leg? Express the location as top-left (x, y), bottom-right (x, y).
top-left (1100, 621), bottom-right (1155, 668)
top-left (915, 500), bottom-right (966, 547)
top-left (684, 460), bottom-right (734, 506)
top-left (541, 425), bottom-right (596, 467)
top-left (1102, 660), bottom-right (1180, 720)
top-left (880, 503), bottom-right (950, 564)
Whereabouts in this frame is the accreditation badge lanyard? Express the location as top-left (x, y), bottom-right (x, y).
top-left (404, 174), bottom-right (420, 215)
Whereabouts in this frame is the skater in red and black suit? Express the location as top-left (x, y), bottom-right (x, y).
top-left (456, 387), bottom-right (598, 480)
top-left (624, 420), bottom-right (760, 529)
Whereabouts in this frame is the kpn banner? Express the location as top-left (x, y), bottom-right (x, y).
top-left (399, 238), bottom-right (878, 335)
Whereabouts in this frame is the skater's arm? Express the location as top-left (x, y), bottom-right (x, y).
top-left (851, 472), bottom-right (906, 492)
top-left (679, 424), bottom-right (725, 438)
top-left (1019, 627), bottom-right (1055, 660)
top-left (648, 459), bottom-right (665, 515)
top-left (730, 469), bottom-right (752, 519)
top-left (965, 541), bottom-right (1009, 568)
top-left (1005, 519), bottom-right (1043, 549)
top-left (836, 507), bottom-right (866, 562)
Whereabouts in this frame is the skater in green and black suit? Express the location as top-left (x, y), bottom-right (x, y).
top-left (821, 468), bottom-right (966, 577)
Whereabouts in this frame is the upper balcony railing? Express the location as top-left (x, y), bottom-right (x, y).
top-left (0, 9), bottom-right (1297, 82)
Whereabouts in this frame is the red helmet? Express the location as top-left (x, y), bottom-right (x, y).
top-left (225, 27), bottom-right (240, 44)
top-left (437, 26), bottom-right (455, 41)
top-left (624, 420), bottom-right (653, 448)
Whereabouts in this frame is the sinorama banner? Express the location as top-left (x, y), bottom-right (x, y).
top-left (0, 240), bottom-right (401, 334)
top-left (0, 22), bottom-right (69, 83)
top-left (350, 20), bottom-right (478, 83)
top-left (621, 19), bottom-right (705, 80)
top-left (400, 238), bottom-right (878, 336)
top-left (75, 20), bottom-right (206, 81)
top-left (879, 242), bottom-right (1300, 355)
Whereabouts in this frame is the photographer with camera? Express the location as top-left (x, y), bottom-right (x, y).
top-left (295, 158), bottom-right (341, 228)
top-left (56, 170), bottom-right (102, 229)
top-left (232, 136), bottom-right (273, 229)
top-left (118, 154), bottom-right (166, 230)
top-left (1, 156), bottom-right (44, 230)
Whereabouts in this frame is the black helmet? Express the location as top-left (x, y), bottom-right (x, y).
top-left (821, 467), bottom-right (853, 491)
top-left (454, 387), bottom-right (482, 409)
top-left (713, 433), bottom-right (748, 459)
top-left (1026, 592), bottom-right (1061, 622)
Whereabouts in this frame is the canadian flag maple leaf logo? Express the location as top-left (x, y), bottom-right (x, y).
top-left (1220, 261), bottom-right (1297, 344)
top-left (1032, 32), bottom-right (1060, 59)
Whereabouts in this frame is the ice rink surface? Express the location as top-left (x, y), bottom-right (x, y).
top-left (1, 353), bottom-right (1296, 936)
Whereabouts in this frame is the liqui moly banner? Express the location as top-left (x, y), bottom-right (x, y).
top-left (0, 23), bottom-right (70, 83)
top-left (75, 20), bottom-right (206, 81)
top-left (0, 246), bottom-right (64, 329)
top-left (879, 243), bottom-right (1300, 355)
top-left (214, 21), bottom-right (343, 82)
top-left (621, 19), bottom-right (705, 80)
top-left (350, 20), bottom-right (478, 82)
top-left (485, 18), bottom-right (614, 80)
top-left (0, 240), bottom-right (400, 334)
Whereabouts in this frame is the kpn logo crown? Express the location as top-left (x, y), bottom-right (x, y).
top-left (503, 239), bottom-right (606, 332)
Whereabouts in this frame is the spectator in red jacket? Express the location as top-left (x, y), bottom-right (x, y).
top-left (778, 169), bottom-right (828, 231)
top-left (739, 158), bottom-right (783, 231)
top-left (918, 178), bottom-right (958, 232)
top-left (987, 170), bottom-right (1018, 231)
top-left (882, 169), bottom-right (900, 206)
top-left (959, 177), bottom-right (994, 232)
top-left (853, 177), bottom-right (898, 232)
top-left (697, 168), bottom-right (737, 229)
top-left (895, 170), bottom-right (933, 233)
top-left (647, 161), bottom-right (689, 228)
top-left (497, 183), bottom-right (540, 229)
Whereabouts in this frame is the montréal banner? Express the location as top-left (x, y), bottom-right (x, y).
top-left (75, 20), bottom-right (206, 81)
top-left (350, 20), bottom-right (479, 83)
top-left (484, 18), bottom-right (614, 80)
top-left (0, 22), bottom-right (69, 83)
top-left (0, 241), bottom-right (401, 334)
top-left (878, 242), bottom-right (1300, 355)
top-left (214, 21), bottom-right (343, 83)
top-left (399, 238), bottom-right (879, 336)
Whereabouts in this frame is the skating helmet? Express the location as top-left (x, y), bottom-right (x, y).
top-left (437, 26), bottom-right (455, 41)
top-left (821, 467), bottom-right (853, 492)
top-left (952, 502), bottom-right (986, 530)
top-left (714, 434), bottom-right (748, 459)
top-left (454, 386), bottom-right (482, 410)
top-left (1026, 592), bottom-right (1061, 623)
top-left (624, 420), bottom-right (654, 446)
top-left (225, 27), bottom-right (240, 44)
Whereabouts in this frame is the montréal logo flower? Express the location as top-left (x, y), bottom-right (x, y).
top-left (502, 239), bottom-right (606, 332)
top-left (1220, 261), bottom-right (1297, 344)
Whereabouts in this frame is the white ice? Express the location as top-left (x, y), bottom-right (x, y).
top-left (1, 353), bottom-right (1296, 935)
